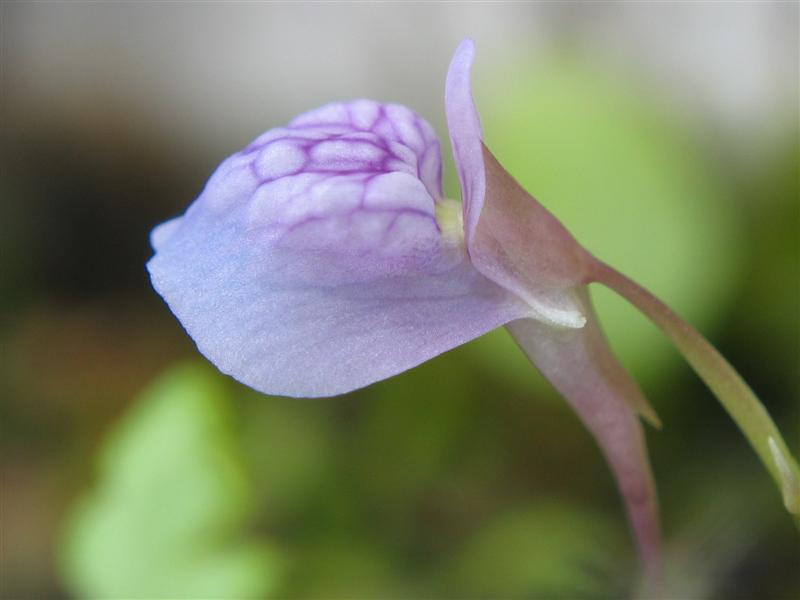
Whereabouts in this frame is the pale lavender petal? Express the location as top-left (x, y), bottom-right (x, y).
top-left (507, 290), bottom-right (661, 578)
top-left (445, 38), bottom-right (484, 244)
top-left (148, 206), bottom-right (528, 397)
top-left (150, 216), bottom-right (183, 251)
top-left (148, 100), bottom-right (529, 397)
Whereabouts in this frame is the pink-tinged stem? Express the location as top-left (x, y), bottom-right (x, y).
top-left (590, 259), bottom-right (800, 524)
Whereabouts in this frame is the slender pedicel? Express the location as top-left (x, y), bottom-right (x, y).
top-left (590, 258), bottom-right (800, 523)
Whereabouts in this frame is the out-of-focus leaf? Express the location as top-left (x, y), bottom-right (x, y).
top-left (727, 141), bottom-right (800, 397)
top-left (284, 540), bottom-right (403, 600)
top-left (357, 350), bottom-right (482, 508)
top-left (239, 391), bottom-right (338, 521)
top-left (59, 362), bottom-right (280, 599)
top-left (460, 55), bottom-right (742, 389)
top-left (443, 502), bottom-right (628, 599)
top-left (652, 441), bottom-right (800, 600)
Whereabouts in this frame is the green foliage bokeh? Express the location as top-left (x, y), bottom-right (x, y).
top-left (59, 364), bottom-right (280, 599)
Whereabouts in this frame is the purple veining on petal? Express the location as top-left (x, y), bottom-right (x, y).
top-left (287, 100), bottom-right (443, 198)
top-left (212, 102), bottom-right (441, 270)
top-left (176, 100), bottom-right (451, 287)
top-left (261, 171), bottom-right (442, 288)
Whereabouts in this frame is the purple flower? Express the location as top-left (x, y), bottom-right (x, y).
top-left (148, 39), bottom-right (800, 578)
top-left (148, 40), bottom-right (596, 396)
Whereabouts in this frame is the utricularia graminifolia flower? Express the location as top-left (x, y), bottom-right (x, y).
top-left (148, 40), bottom-right (800, 576)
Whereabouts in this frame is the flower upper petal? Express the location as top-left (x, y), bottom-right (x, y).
top-left (445, 41), bottom-right (589, 328)
top-left (148, 100), bottom-right (530, 397)
top-left (445, 39), bottom-right (484, 245)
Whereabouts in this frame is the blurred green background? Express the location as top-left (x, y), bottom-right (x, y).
top-left (1, 3), bottom-right (798, 599)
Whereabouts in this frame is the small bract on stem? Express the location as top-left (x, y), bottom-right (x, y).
top-left (148, 38), bottom-right (800, 580)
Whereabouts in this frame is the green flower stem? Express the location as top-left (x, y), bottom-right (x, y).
top-left (590, 259), bottom-right (800, 524)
